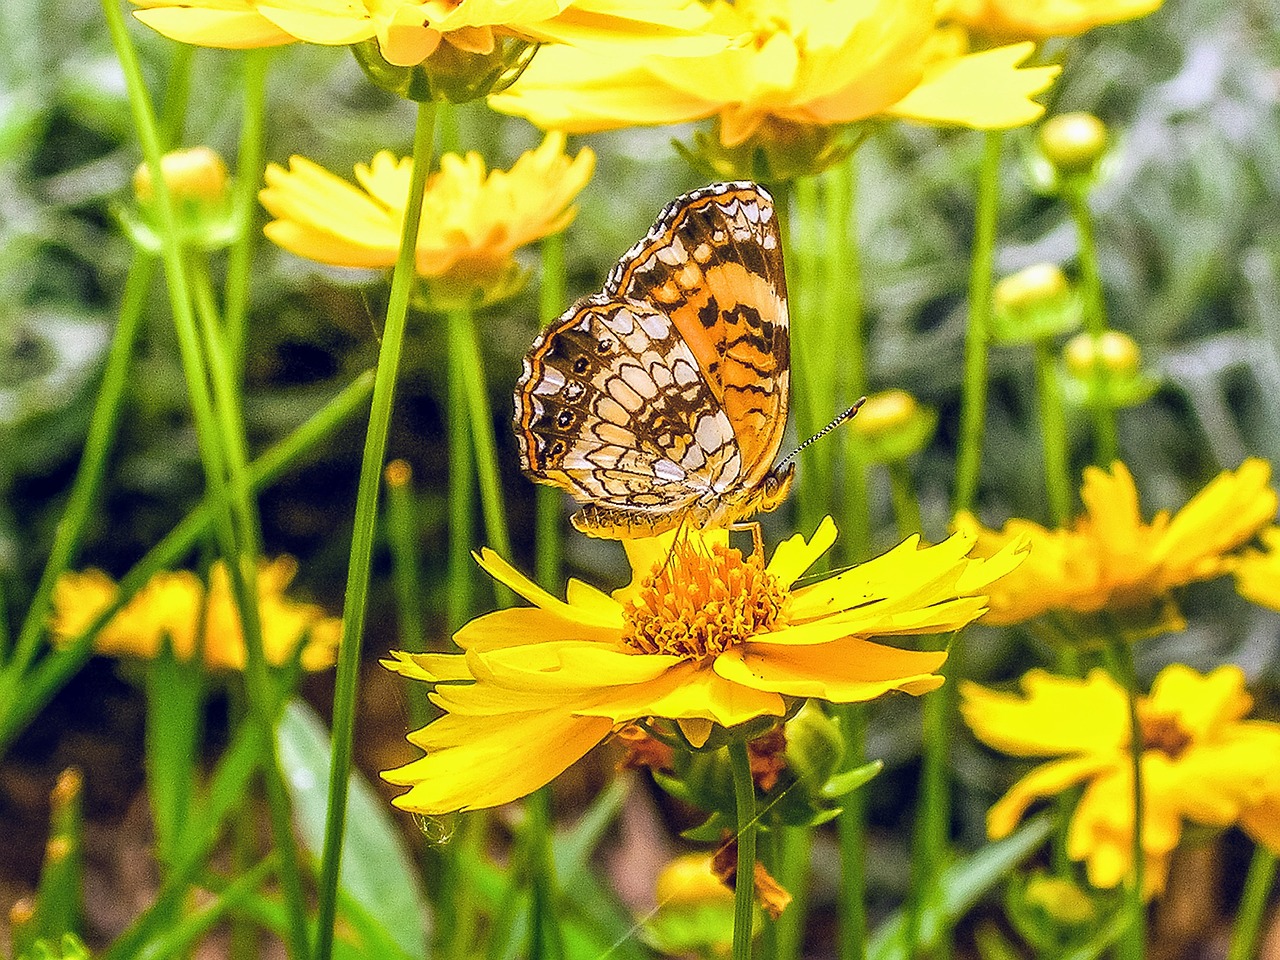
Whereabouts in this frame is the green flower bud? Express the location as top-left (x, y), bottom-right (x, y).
top-left (353, 34), bottom-right (536, 103)
top-left (121, 146), bottom-right (237, 253)
top-left (1039, 112), bottom-right (1108, 177)
top-left (991, 264), bottom-right (1081, 344)
top-left (784, 700), bottom-right (844, 793)
top-left (848, 390), bottom-right (938, 464)
top-left (1061, 330), bottom-right (1160, 410)
top-left (681, 118), bottom-right (860, 183)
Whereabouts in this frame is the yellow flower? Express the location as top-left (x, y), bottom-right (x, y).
top-left (489, 0), bottom-right (1061, 148)
top-left (962, 664), bottom-right (1280, 896)
top-left (260, 132), bottom-right (593, 305)
top-left (51, 558), bottom-right (340, 671)
top-left (131, 0), bottom-right (720, 68)
top-left (381, 518), bottom-right (1025, 814)
top-left (1233, 526), bottom-right (1280, 611)
top-left (942, 0), bottom-right (1163, 40)
top-left (953, 459), bottom-right (1277, 627)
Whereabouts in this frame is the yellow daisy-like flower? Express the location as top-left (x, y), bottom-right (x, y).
top-left (489, 0), bottom-right (1061, 148)
top-left (953, 459), bottom-right (1277, 627)
top-left (1233, 526), bottom-right (1280, 611)
top-left (381, 518), bottom-right (1026, 814)
top-left (962, 664), bottom-right (1280, 896)
top-left (51, 558), bottom-right (340, 671)
top-left (942, 0), bottom-right (1163, 40)
top-left (260, 132), bottom-right (593, 304)
top-left (130, 0), bottom-right (720, 68)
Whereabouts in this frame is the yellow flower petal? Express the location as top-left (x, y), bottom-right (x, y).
top-left (572, 661), bottom-right (787, 727)
top-left (473, 547), bottom-right (615, 627)
top-left (133, 3), bottom-right (295, 46)
top-left (454, 607), bottom-right (620, 652)
top-left (944, 0), bottom-right (1164, 40)
top-left (987, 754), bottom-right (1117, 839)
top-left (381, 650), bottom-right (474, 683)
top-left (961, 670), bottom-right (1128, 758)
top-left (715, 636), bottom-right (945, 701)
top-left (887, 41), bottom-right (1058, 129)
top-left (385, 710), bottom-right (613, 814)
top-left (468, 640), bottom-right (680, 692)
top-left (767, 515), bottom-right (837, 588)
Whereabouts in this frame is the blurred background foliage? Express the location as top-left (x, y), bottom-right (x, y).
top-left (1, 0), bottom-right (1279, 947)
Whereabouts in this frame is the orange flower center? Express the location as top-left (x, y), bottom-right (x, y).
top-left (621, 540), bottom-right (787, 660)
top-left (1138, 709), bottom-right (1193, 759)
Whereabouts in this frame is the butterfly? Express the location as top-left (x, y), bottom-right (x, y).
top-left (514, 181), bottom-right (792, 539)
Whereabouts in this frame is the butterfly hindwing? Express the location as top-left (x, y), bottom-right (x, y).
top-left (604, 182), bottom-right (789, 485)
top-left (515, 296), bottom-right (743, 524)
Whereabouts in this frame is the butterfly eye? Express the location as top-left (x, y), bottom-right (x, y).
top-left (573, 356), bottom-right (590, 374)
top-left (556, 409), bottom-right (575, 428)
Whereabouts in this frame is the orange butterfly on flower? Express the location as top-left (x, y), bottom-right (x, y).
top-left (513, 182), bottom-right (796, 538)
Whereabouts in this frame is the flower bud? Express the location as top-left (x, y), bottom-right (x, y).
top-left (991, 264), bottom-right (1081, 344)
top-left (1063, 330), bottom-right (1140, 378)
top-left (133, 146), bottom-right (230, 206)
top-left (354, 34), bottom-right (536, 103)
top-left (783, 700), bottom-right (844, 792)
top-left (643, 853), bottom-right (737, 956)
top-left (1061, 330), bottom-right (1159, 411)
top-left (685, 118), bottom-right (858, 182)
top-left (848, 390), bottom-right (938, 464)
top-left (122, 147), bottom-right (237, 253)
top-left (1038, 113), bottom-right (1108, 178)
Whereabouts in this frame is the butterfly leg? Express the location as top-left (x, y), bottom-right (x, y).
top-left (729, 521), bottom-right (765, 560)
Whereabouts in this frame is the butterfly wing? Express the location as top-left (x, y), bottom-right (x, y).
top-left (605, 181), bottom-right (789, 488)
top-left (514, 295), bottom-right (745, 536)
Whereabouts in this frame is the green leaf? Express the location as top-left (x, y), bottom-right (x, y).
top-left (144, 639), bottom-right (203, 868)
top-left (821, 759), bottom-right (883, 799)
top-left (276, 699), bottom-right (430, 960)
top-left (868, 814), bottom-right (1055, 960)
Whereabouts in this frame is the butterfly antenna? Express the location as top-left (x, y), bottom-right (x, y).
top-left (776, 397), bottom-right (867, 470)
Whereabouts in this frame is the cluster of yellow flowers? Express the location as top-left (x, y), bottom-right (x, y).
top-left (52, 557), bottom-right (340, 671)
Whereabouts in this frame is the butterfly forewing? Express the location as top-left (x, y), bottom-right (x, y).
top-left (605, 182), bottom-right (789, 485)
top-left (516, 297), bottom-right (743, 519)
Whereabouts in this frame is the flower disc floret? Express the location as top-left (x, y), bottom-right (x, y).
top-left (622, 540), bottom-right (787, 659)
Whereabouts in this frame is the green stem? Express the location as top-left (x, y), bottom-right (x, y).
top-left (834, 703), bottom-right (867, 960)
top-left (0, 372), bottom-right (374, 756)
top-left (791, 175), bottom-right (828, 541)
top-left (188, 255), bottom-right (311, 960)
top-left (1064, 186), bottom-right (1118, 465)
top-left (2, 251), bottom-right (153, 695)
top-left (158, 43), bottom-right (193, 148)
top-left (729, 739), bottom-right (758, 960)
top-left (772, 824), bottom-right (813, 960)
top-left (102, 7), bottom-right (310, 954)
top-left (452, 306), bottom-right (513, 560)
top-left (535, 231), bottom-right (566, 591)
top-left (314, 98), bottom-right (438, 960)
top-left (908, 676), bottom-right (952, 960)
top-left (224, 49), bottom-right (269, 381)
top-left (829, 159), bottom-right (870, 564)
top-left (1227, 846), bottom-right (1278, 960)
top-left (446, 314), bottom-right (475, 635)
top-left (1033, 340), bottom-right (1072, 525)
top-left (954, 131), bottom-right (1003, 514)
top-left (526, 787), bottom-right (563, 960)
top-left (887, 461), bottom-right (923, 539)
top-left (1105, 635), bottom-right (1146, 960)
top-left (384, 461), bottom-right (430, 729)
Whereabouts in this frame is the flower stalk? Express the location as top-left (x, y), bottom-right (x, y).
top-left (224, 48), bottom-right (269, 380)
top-left (103, 4), bottom-right (310, 955)
top-left (1064, 185), bottom-right (1119, 464)
top-left (729, 739), bottom-right (759, 960)
top-left (835, 703), bottom-right (869, 960)
top-left (315, 97), bottom-right (438, 960)
top-left (955, 131), bottom-right (1004, 513)
top-left (1034, 339), bottom-right (1072, 524)
top-left (1227, 847), bottom-right (1279, 960)
top-left (1104, 633), bottom-right (1147, 960)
